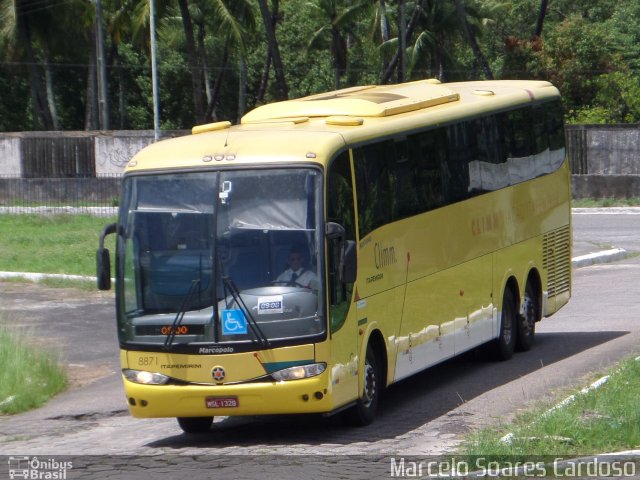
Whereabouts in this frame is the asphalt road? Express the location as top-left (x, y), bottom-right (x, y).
top-left (572, 207), bottom-right (640, 254)
top-left (1, 211), bottom-right (639, 478)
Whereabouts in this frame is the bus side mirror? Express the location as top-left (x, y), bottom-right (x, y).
top-left (96, 222), bottom-right (117, 291)
top-left (96, 248), bottom-right (111, 290)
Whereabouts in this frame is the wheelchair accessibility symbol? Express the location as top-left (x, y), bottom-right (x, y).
top-left (222, 309), bottom-right (247, 335)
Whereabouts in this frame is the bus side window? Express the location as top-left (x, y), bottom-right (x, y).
top-left (353, 141), bottom-right (393, 238)
top-left (532, 105), bottom-right (549, 156)
top-left (327, 151), bottom-right (356, 333)
top-left (408, 129), bottom-right (445, 212)
top-left (445, 123), bottom-right (471, 203)
top-left (390, 139), bottom-right (422, 221)
top-left (546, 101), bottom-right (566, 152)
top-left (502, 108), bottom-right (534, 159)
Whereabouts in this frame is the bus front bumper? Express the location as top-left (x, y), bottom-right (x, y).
top-left (124, 373), bottom-right (333, 418)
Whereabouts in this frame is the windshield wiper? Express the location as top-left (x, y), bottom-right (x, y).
top-left (221, 275), bottom-right (270, 348)
top-left (163, 279), bottom-right (200, 350)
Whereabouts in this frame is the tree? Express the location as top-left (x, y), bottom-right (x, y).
top-left (306, 0), bottom-right (370, 90)
top-left (1, 0), bottom-right (55, 129)
top-left (534, 0), bottom-right (548, 38)
top-left (379, 0), bottom-right (431, 84)
top-left (178, 0), bottom-right (206, 123)
top-left (257, 0), bottom-right (288, 101)
top-left (206, 0), bottom-right (255, 121)
top-left (452, 0), bottom-right (493, 79)
top-left (400, 0), bottom-right (460, 81)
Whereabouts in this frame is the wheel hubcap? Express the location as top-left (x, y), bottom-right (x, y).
top-left (522, 295), bottom-right (535, 334)
top-left (362, 362), bottom-right (376, 408)
top-left (503, 304), bottom-right (513, 343)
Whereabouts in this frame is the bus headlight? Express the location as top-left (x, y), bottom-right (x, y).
top-left (123, 369), bottom-right (170, 385)
top-left (271, 363), bottom-right (326, 381)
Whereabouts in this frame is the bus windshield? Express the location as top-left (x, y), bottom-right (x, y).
top-left (116, 168), bottom-right (325, 350)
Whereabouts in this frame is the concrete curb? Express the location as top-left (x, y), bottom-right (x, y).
top-left (0, 271), bottom-right (99, 282)
top-left (572, 207), bottom-right (640, 215)
top-left (571, 247), bottom-right (629, 268)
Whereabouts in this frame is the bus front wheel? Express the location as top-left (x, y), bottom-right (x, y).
top-left (494, 288), bottom-right (516, 361)
top-left (349, 344), bottom-right (381, 426)
top-left (177, 416), bottom-right (214, 433)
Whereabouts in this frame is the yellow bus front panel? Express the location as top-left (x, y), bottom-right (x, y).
top-left (124, 369), bottom-right (333, 418)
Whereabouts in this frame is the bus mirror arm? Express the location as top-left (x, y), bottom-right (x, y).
top-left (326, 222), bottom-right (357, 284)
top-left (325, 222), bottom-right (345, 241)
top-left (341, 240), bottom-right (357, 284)
top-left (96, 223), bottom-right (117, 291)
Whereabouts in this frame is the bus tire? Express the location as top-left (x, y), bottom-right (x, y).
top-left (177, 416), bottom-right (214, 433)
top-left (494, 288), bottom-right (516, 361)
top-left (516, 282), bottom-right (538, 352)
top-left (350, 344), bottom-right (381, 426)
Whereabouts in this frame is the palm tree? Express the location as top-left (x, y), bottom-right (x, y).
top-left (178, 0), bottom-right (206, 123)
top-left (379, 0), bottom-right (425, 84)
top-left (207, 0), bottom-right (255, 121)
top-left (0, 0), bottom-right (64, 129)
top-left (452, 0), bottom-right (493, 79)
top-left (370, 0), bottom-right (392, 74)
top-left (306, 0), bottom-right (370, 90)
top-left (257, 0), bottom-right (288, 101)
top-left (404, 0), bottom-right (459, 81)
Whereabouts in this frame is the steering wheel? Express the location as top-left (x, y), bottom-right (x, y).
top-left (271, 280), bottom-right (306, 288)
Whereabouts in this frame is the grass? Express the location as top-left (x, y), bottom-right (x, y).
top-left (460, 356), bottom-right (640, 460)
top-left (0, 214), bottom-right (116, 277)
top-left (0, 215), bottom-right (109, 414)
top-left (0, 313), bottom-right (67, 414)
top-left (1, 275), bottom-right (100, 291)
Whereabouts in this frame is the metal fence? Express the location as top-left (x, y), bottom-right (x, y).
top-left (565, 125), bottom-right (588, 175)
top-left (0, 174), bottom-right (121, 216)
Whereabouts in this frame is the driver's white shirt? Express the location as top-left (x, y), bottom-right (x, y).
top-left (276, 268), bottom-right (319, 290)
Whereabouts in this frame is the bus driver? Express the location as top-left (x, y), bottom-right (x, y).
top-left (275, 247), bottom-right (320, 290)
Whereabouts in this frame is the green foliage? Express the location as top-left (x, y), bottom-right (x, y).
top-left (0, 64), bottom-right (30, 131)
top-left (0, 0), bottom-right (639, 130)
top-left (568, 72), bottom-right (640, 124)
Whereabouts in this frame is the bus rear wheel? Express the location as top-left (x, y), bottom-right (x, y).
top-left (516, 282), bottom-right (538, 351)
top-left (177, 416), bottom-right (214, 433)
top-left (493, 288), bottom-right (516, 361)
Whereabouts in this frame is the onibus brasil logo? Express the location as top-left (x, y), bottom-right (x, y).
top-left (8, 457), bottom-right (72, 479)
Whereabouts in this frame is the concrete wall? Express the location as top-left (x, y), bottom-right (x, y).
top-left (1, 126), bottom-right (639, 198)
top-left (0, 130), bottom-right (188, 178)
top-left (0, 177), bottom-right (121, 204)
top-left (575, 125), bottom-right (640, 175)
top-left (572, 175), bottom-right (640, 199)
top-left (566, 125), bottom-right (640, 198)
top-left (94, 131), bottom-right (157, 176)
top-left (0, 134), bottom-right (22, 175)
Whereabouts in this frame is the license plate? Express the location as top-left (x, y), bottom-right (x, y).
top-left (205, 397), bottom-right (239, 409)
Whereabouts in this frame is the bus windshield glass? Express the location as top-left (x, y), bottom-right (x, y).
top-left (116, 168), bottom-right (325, 350)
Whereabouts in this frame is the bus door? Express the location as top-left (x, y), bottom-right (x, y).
top-left (325, 151), bottom-right (359, 407)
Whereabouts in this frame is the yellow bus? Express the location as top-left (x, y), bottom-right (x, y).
top-left (97, 79), bottom-right (571, 432)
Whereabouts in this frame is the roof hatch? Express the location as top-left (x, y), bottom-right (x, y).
top-left (241, 80), bottom-right (459, 124)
